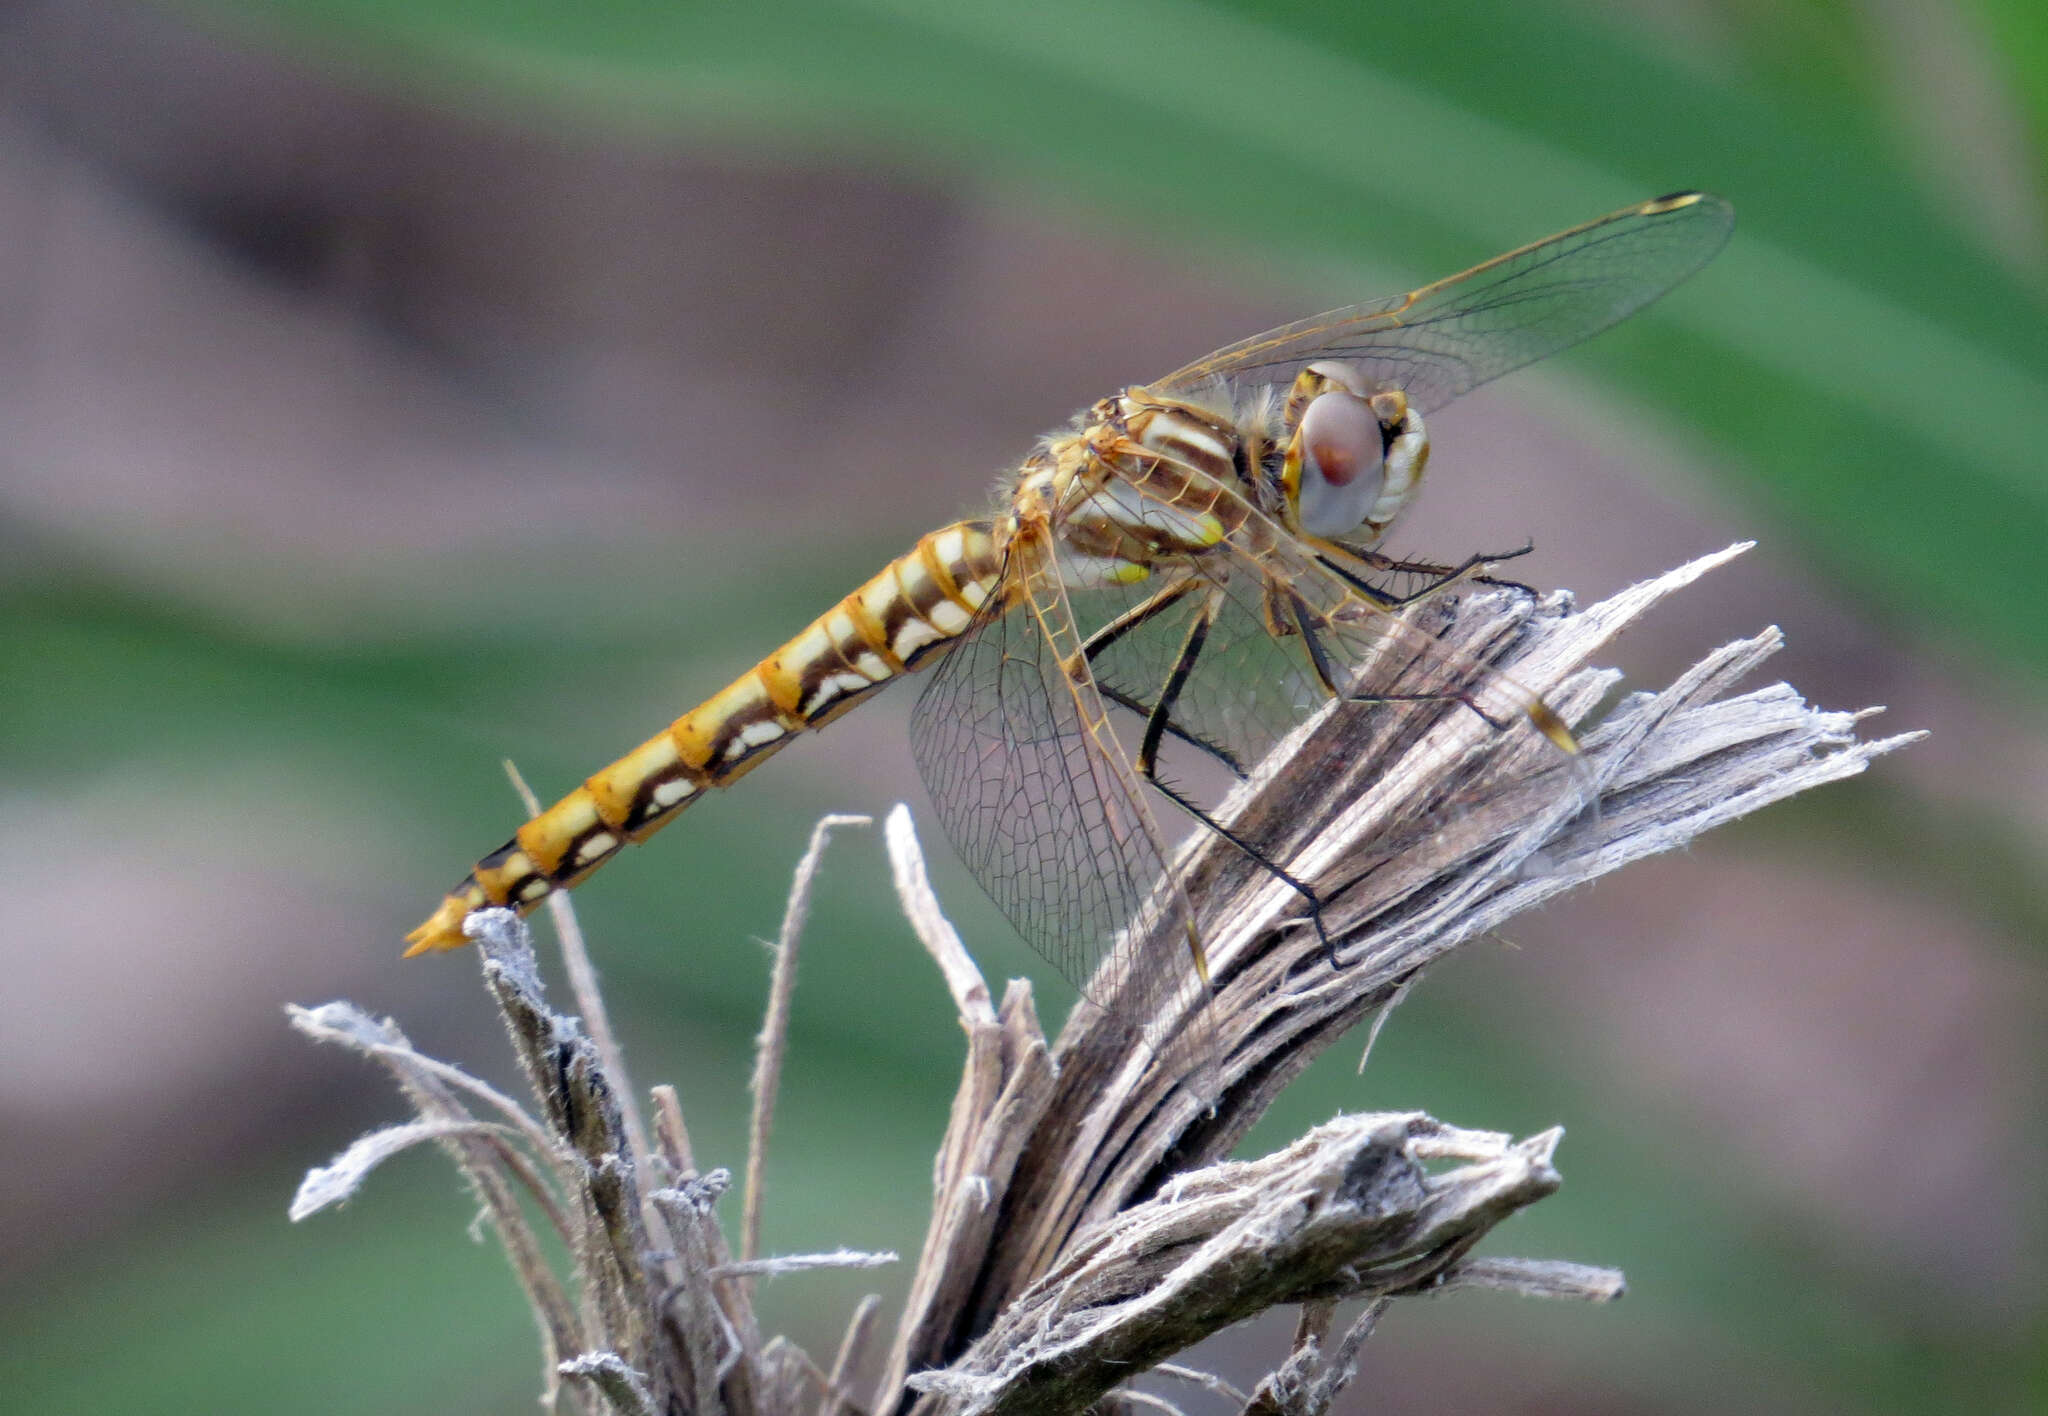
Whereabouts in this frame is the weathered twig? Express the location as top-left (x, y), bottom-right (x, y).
top-left (747, 814), bottom-right (873, 1265)
top-left (714, 1250), bottom-right (900, 1279)
top-left (563, 1353), bottom-right (661, 1416)
top-left (288, 998), bottom-right (591, 1410)
top-left (877, 808), bottom-right (1055, 1407)
top-left (506, 759), bottom-right (656, 1172)
top-left (908, 1115), bottom-right (1567, 1416)
top-left (819, 1294), bottom-right (885, 1416)
top-left (294, 545), bottom-right (1915, 1416)
top-left (471, 910), bottom-right (665, 1382)
top-left (907, 546), bottom-right (1920, 1366)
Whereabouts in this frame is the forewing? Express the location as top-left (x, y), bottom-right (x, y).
top-left (908, 563), bottom-right (1206, 1040)
top-left (1154, 192), bottom-right (1733, 411)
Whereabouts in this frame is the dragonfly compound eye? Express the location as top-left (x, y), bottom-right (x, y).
top-left (1292, 390), bottom-right (1387, 536)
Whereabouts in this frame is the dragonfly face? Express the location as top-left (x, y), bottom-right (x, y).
top-left (408, 192), bottom-right (1734, 1054)
top-left (1280, 366), bottom-right (1428, 542)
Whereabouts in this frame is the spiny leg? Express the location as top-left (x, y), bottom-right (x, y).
top-left (1292, 591), bottom-right (1597, 844)
top-left (1301, 551), bottom-right (1580, 746)
top-left (1288, 589), bottom-right (1346, 695)
top-left (1288, 590), bottom-right (1577, 750)
top-left (1365, 542), bottom-right (1541, 597)
top-left (1288, 579), bottom-right (1555, 746)
top-left (1132, 583), bottom-right (1341, 969)
top-left (1080, 576), bottom-right (1245, 776)
top-left (1318, 542), bottom-right (1538, 608)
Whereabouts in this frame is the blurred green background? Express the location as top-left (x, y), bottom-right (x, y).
top-left (3, 1), bottom-right (2043, 1411)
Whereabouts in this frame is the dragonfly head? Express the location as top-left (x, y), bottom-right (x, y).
top-left (1280, 361), bottom-right (1429, 543)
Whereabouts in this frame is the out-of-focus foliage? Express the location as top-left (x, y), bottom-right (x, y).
top-left (234, 0), bottom-right (2048, 672)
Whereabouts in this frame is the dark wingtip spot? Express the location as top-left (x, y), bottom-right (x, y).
top-left (1645, 190), bottom-right (1701, 211)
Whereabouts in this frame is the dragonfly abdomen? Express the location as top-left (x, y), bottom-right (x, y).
top-left (403, 520), bottom-right (1003, 955)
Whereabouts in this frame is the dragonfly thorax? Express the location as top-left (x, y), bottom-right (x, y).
top-left (1028, 364), bottom-right (1433, 587)
top-left (1025, 394), bottom-right (1251, 589)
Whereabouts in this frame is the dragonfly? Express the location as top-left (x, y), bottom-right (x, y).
top-left (406, 191), bottom-right (1733, 1035)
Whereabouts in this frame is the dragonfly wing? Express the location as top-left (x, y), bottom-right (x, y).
top-left (908, 531), bottom-right (1209, 1041)
top-left (1154, 192), bottom-right (1733, 411)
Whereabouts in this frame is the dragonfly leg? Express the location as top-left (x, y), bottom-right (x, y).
top-left (1288, 590), bottom-right (1346, 696)
top-left (1316, 541), bottom-right (1537, 607)
top-left (1377, 542), bottom-right (1542, 599)
top-left (1138, 587), bottom-right (1340, 970)
top-left (1290, 590), bottom-right (1567, 744)
top-left (1077, 574), bottom-right (1198, 654)
top-left (1082, 577), bottom-right (1246, 776)
top-left (1366, 541), bottom-right (1537, 597)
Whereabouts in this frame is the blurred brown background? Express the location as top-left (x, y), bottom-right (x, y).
top-left (3, 1), bottom-right (2042, 1411)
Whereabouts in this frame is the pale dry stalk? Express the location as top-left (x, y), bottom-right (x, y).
top-left (292, 546), bottom-right (1916, 1416)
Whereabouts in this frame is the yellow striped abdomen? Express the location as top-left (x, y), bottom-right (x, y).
top-left (403, 520), bottom-right (1004, 955)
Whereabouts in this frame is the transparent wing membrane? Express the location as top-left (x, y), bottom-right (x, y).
top-left (908, 539), bottom-right (1210, 1051)
top-left (1155, 193), bottom-right (1733, 410)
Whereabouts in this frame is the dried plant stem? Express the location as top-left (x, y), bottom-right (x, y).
top-left (910, 1115), bottom-right (1570, 1416)
top-left (295, 546), bottom-right (1916, 1416)
top-left (289, 1001), bottom-right (591, 1410)
top-left (506, 758), bottom-right (654, 1171)
top-left (1151, 1363), bottom-right (1246, 1407)
top-left (746, 815), bottom-right (872, 1265)
top-left (820, 1294), bottom-right (884, 1416)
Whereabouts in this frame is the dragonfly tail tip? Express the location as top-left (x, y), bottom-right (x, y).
top-left (403, 898), bottom-right (475, 957)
